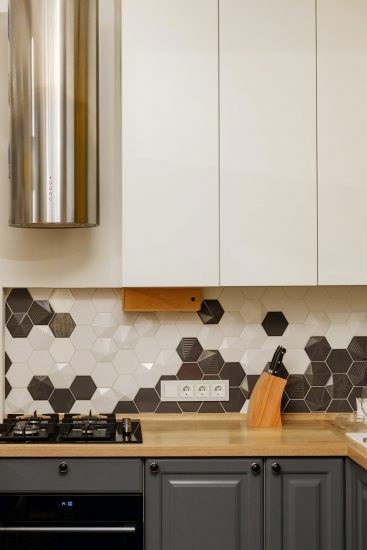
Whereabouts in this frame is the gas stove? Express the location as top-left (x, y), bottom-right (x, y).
top-left (0, 411), bottom-right (142, 444)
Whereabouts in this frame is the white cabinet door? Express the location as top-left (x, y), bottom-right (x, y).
top-left (220, 0), bottom-right (317, 286)
top-left (122, 0), bottom-right (219, 287)
top-left (318, 0), bottom-right (367, 284)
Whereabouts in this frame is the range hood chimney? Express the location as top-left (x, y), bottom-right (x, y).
top-left (9, 0), bottom-right (99, 228)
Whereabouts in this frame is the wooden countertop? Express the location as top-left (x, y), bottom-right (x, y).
top-left (0, 414), bottom-right (366, 470)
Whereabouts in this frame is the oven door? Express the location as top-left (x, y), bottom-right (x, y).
top-left (0, 494), bottom-right (143, 550)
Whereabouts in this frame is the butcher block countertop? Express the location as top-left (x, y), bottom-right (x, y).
top-left (0, 414), bottom-right (366, 470)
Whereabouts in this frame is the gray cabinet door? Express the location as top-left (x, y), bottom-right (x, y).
top-left (145, 458), bottom-right (263, 550)
top-left (265, 458), bottom-right (344, 550)
top-left (346, 458), bottom-right (367, 550)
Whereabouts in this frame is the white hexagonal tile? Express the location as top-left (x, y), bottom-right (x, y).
top-left (176, 313), bottom-right (202, 337)
top-left (155, 325), bottom-right (181, 349)
top-left (156, 312), bottom-right (181, 324)
top-left (70, 400), bottom-right (97, 414)
top-left (347, 312), bottom-right (367, 335)
top-left (49, 363), bottom-right (75, 388)
top-left (28, 325), bottom-right (54, 350)
top-left (218, 345), bottom-right (245, 363)
top-left (240, 325), bottom-right (267, 349)
top-left (113, 326), bottom-right (139, 350)
top-left (6, 389), bottom-right (33, 414)
top-left (29, 400), bottom-right (54, 414)
top-left (6, 363), bottom-right (33, 388)
top-left (241, 287), bottom-right (266, 299)
top-left (29, 351), bottom-right (53, 375)
top-left (155, 350), bottom-right (181, 376)
top-left (92, 312), bottom-right (117, 337)
top-left (261, 288), bottom-right (287, 310)
top-left (304, 287), bottom-right (330, 310)
top-left (326, 298), bottom-right (350, 323)
top-left (304, 311), bottom-right (330, 336)
top-left (92, 363), bottom-right (118, 387)
top-left (201, 287), bottom-right (221, 299)
top-left (29, 288), bottom-right (53, 301)
top-left (113, 350), bottom-right (139, 374)
top-left (197, 325), bottom-right (224, 350)
top-left (113, 375), bottom-right (139, 400)
top-left (134, 338), bottom-right (160, 362)
top-left (241, 349), bottom-right (273, 375)
top-left (91, 388), bottom-right (119, 412)
top-left (50, 339), bottom-right (75, 362)
top-left (70, 300), bottom-right (97, 325)
top-left (325, 324), bottom-right (353, 348)
top-left (49, 289), bottom-right (75, 313)
top-left (283, 349), bottom-right (309, 374)
top-left (91, 289), bottom-right (117, 313)
top-left (4, 328), bottom-right (12, 349)
top-left (7, 338), bottom-right (33, 363)
top-left (70, 325), bottom-right (96, 350)
top-left (219, 288), bottom-right (245, 311)
top-left (261, 336), bottom-right (284, 349)
top-left (134, 363), bottom-right (161, 387)
top-left (240, 300), bottom-right (266, 324)
top-left (70, 288), bottom-right (95, 300)
top-left (134, 313), bottom-right (159, 337)
top-left (71, 350), bottom-right (97, 375)
top-left (326, 286), bottom-right (350, 298)
top-left (219, 312), bottom-right (244, 337)
top-left (282, 324), bottom-right (309, 348)
top-left (283, 287), bottom-right (308, 299)
top-left (112, 302), bottom-right (138, 325)
top-left (91, 338), bottom-right (118, 362)
top-left (282, 299), bottom-right (309, 324)
top-left (347, 286), bottom-right (367, 312)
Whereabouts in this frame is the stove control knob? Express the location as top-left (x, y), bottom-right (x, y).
top-left (59, 462), bottom-right (69, 474)
top-left (150, 462), bottom-right (159, 474)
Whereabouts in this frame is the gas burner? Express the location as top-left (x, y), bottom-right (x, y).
top-left (13, 420), bottom-right (40, 437)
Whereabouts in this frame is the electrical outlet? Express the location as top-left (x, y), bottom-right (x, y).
top-left (161, 380), bottom-right (229, 401)
top-left (195, 383), bottom-right (209, 398)
top-left (212, 382), bottom-right (226, 398)
top-left (180, 384), bottom-right (193, 398)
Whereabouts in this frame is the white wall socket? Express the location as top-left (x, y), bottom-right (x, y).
top-left (161, 379), bottom-right (229, 402)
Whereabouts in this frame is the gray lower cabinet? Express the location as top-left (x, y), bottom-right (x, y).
top-left (346, 458), bottom-right (367, 550)
top-left (265, 458), bottom-right (344, 550)
top-left (145, 458), bottom-right (263, 550)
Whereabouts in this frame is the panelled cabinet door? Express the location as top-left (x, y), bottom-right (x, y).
top-left (265, 458), bottom-right (344, 550)
top-left (317, 0), bottom-right (367, 284)
top-left (145, 459), bottom-right (263, 550)
top-left (346, 459), bottom-right (367, 550)
top-left (219, 0), bottom-right (317, 285)
top-left (122, 0), bottom-right (219, 287)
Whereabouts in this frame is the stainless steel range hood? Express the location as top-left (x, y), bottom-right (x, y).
top-left (9, 0), bottom-right (99, 228)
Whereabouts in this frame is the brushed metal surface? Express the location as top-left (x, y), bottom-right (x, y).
top-left (9, 0), bottom-right (99, 227)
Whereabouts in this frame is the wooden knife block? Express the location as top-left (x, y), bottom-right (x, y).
top-left (247, 372), bottom-right (287, 427)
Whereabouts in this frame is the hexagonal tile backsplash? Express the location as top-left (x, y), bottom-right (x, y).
top-left (4, 286), bottom-right (367, 415)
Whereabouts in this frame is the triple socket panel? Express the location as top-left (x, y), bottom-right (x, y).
top-left (160, 379), bottom-right (229, 402)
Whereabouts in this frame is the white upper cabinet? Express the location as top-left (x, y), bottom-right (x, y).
top-left (122, 0), bottom-right (219, 287)
top-left (219, 0), bottom-right (317, 286)
top-left (318, 0), bottom-right (367, 284)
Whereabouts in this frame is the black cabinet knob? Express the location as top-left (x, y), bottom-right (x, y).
top-left (150, 462), bottom-right (159, 473)
top-left (271, 462), bottom-right (281, 474)
top-left (59, 462), bottom-right (69, 474)
top-left (251, 462), bottom-right (261, 474)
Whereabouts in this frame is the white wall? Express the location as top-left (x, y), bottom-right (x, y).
top-left (0, 1), bottom-right (122, 288)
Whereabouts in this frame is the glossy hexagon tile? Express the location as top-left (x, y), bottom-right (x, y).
top-left (49, 389), bottom-right (75, 413)
top-left (6, 286), bottom-right (367, 415)
top-left (28, 376), bottom-right (54, 400)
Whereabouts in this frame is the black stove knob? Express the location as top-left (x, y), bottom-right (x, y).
top-left (59, 462), bottom-right (69, 474)
top-left (150, 462), bottom-right (159, 474)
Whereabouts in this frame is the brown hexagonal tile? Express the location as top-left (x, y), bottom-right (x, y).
top-left (28, 376), bottom-right (54, 400)
top-left (6, 313), bottom-right (33, 338)
top-left (177, 363), bottom-right (202, 380)
top-left (28, 300), bottom-right (54, 325)
top-left (176, 338), bottom-right (203, 362)
top-left (221, 388), bottom-right (246, 412)
top-left (220, 362), bottom-right (246, 386)
top-left (6, 288), bottom-right (33, 313)
top-left (198, 350), bottom-right (224, 376)
top-left (134, 388), bottom-right (160, 412)
top-left (49, 389), bottom-right (75, 413)
top-left (70, 376), bottom-right (97, 400)
top-left (305, 336), bottom-right (331, 361)
top-left (326, 349), bottom-right (352, 373)
top-left (50, 313), bottom-right (76, 338)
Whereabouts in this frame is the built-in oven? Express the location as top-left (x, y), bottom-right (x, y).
top-left (0, 493), bottom-right (143, 549)
top-left (0, 458), bottom-right (144, 550)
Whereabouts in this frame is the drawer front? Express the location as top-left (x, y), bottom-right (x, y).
top-left (0, 458), bottom-right (142, 492)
